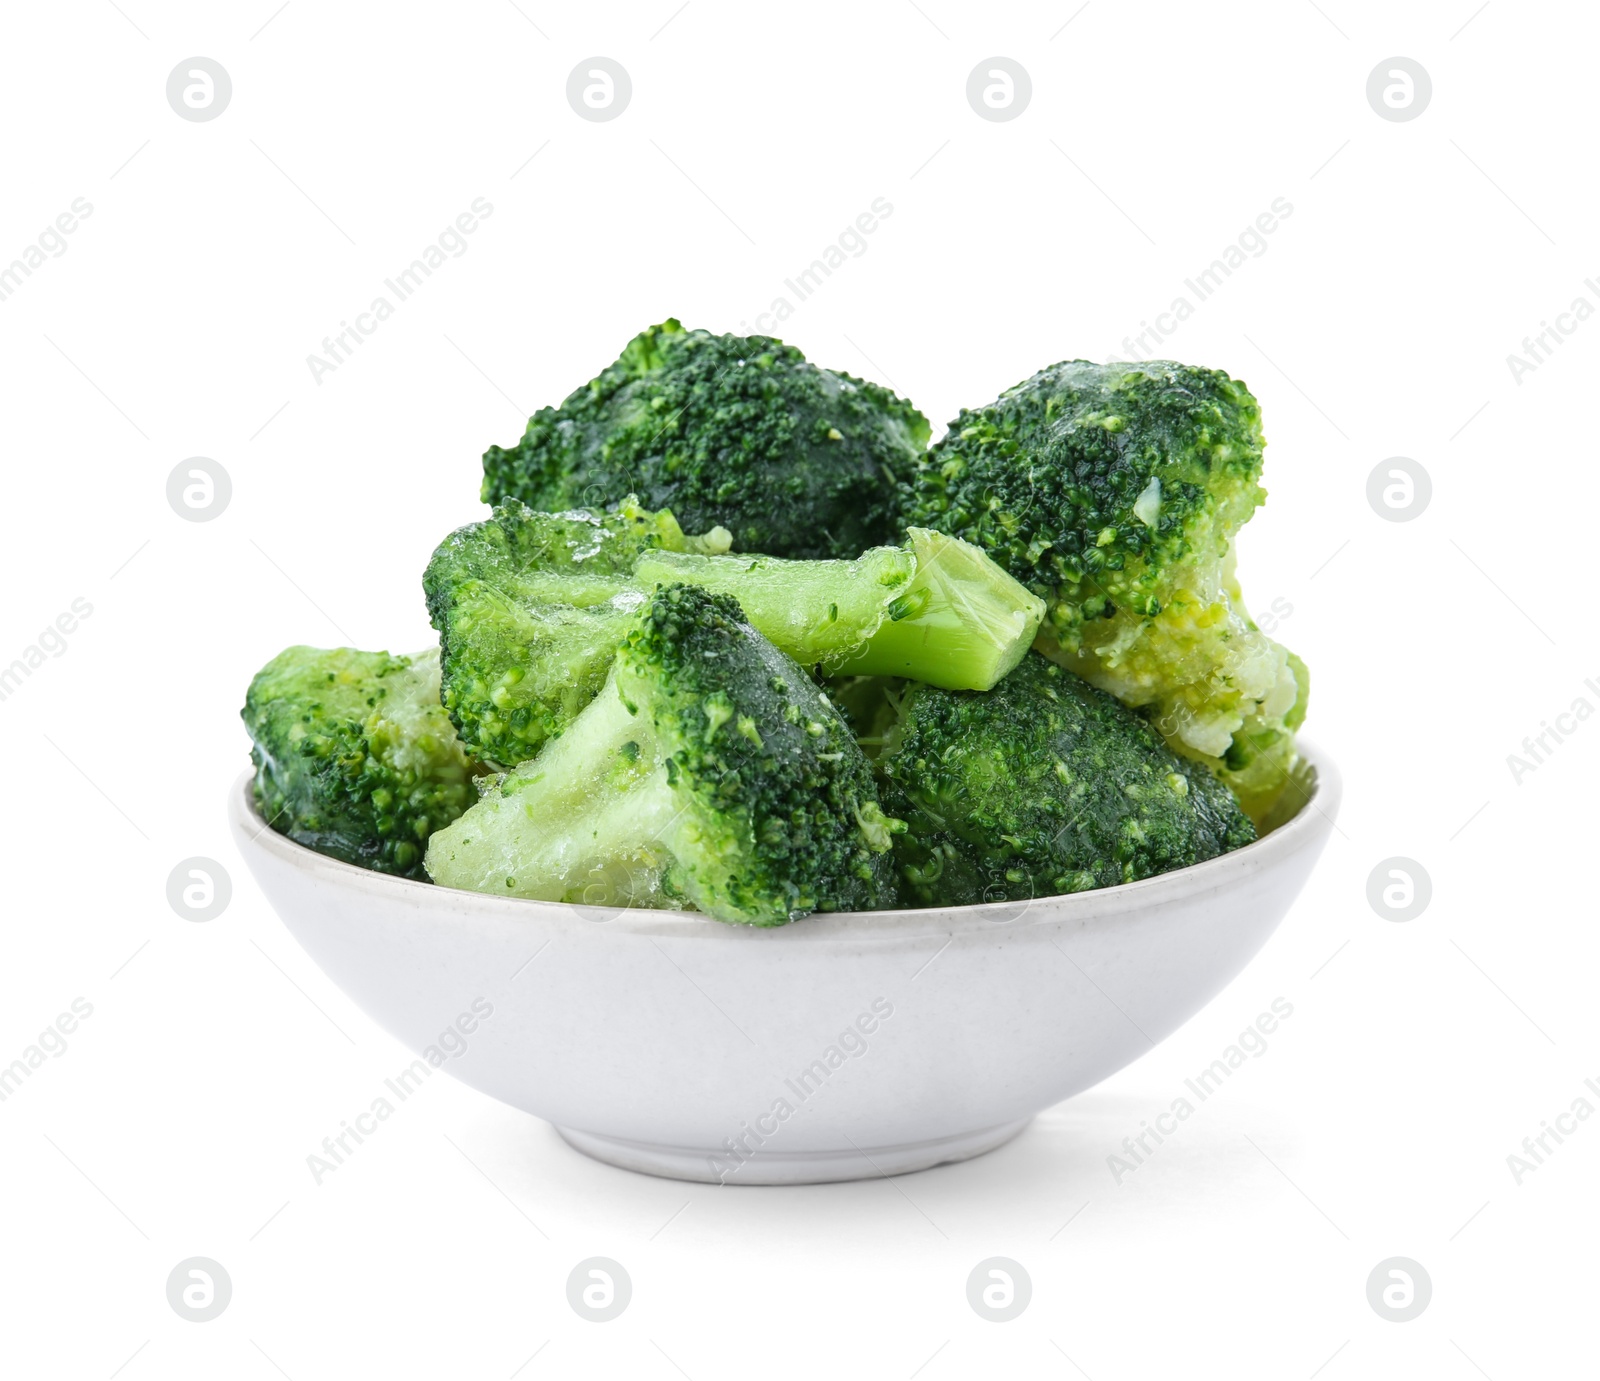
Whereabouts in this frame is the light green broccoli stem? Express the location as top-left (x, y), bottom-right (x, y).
top-left (425, 670), bottom-right (680, 906)
top-left (632, 528), bottom-right (1043, 691)
top-left (831, 529), bottom-right (1044, 688)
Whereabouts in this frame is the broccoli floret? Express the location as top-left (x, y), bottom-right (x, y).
top-left (426, 499), bottom-right (1044, 768)
top-left (481, 319), bottom-right (930, 560)
top-left (903, 358), bottom-right (1308, 826)
top-left (423, 498), bottom-right (731, 769)
top-left (877, 654), bottom-right (1256, 908)
top-left (242, 646), bottom-right (480, 879)
top-left (425, 584), bottom-right (898, 925)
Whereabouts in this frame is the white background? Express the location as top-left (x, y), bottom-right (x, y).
top-left (1, 0), bottom-right (1594, 1376)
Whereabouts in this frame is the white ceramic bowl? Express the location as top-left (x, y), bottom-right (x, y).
top-left (229, 744), bottom-right (1338, 1185)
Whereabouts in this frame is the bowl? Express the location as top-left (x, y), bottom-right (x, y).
top-left (228, 743), bottom-right (1338, 1185)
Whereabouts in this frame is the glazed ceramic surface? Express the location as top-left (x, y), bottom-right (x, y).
top-left (229, 745), bottom-right (1339, 1184)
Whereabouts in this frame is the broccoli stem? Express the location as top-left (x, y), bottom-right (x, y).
top-left (831, 529), bottom-right (1043, 688)
top-left (632, 528), bottom-right (1042, 691)
top-left (499, 771), bottom-right (681, 906)
top-left (429, 671), bottom-right (680, 905)
top-left (499, 666), bottom-right (655, 811)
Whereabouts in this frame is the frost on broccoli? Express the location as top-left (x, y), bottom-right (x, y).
top-left (876, 654), bottom-right (1256, 908)
top-left (480, 319), bottom-right (930, 560)
top-left (242, 646), bottom-right (479, 879)
top-left (425, 584), bottom-right (898, 925)
top-left (903, 358), bottom-right (1308, 826)
top-left (426, 499), bottom-right (1043, 769)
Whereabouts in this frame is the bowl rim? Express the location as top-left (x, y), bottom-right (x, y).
top-left (229, 738), bottom-right (1339, 940)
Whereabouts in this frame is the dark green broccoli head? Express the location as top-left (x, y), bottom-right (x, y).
top-left (905, 358), bottom-right (1307, 828)
top-left (481, 319), bottom-right (930, 560)
top-left (877, 653), bottom-right (1255, 908)
top-left (426, 584), bottom-right (898, 925)
top-left (243, 646), bottom-right (480, 879)
top-left (905, 358), bottom-right (1266, 639)
top-left (423, 497), bottom-right (730, 768)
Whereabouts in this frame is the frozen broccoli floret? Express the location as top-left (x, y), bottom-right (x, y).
top-left (903, 358), bottom-right (1307, 826)
top-left (242, 646), bottom-right (479, 878)
top-left (876, 654), bottom-right (1256, 908)
top-left (423, 498), bottom-right (731, 769)
top-left (425, 499), bottom-right (1043, 768)
top-left (481, 319), bottom-right (930, 560)
top-left (425, 584), bottom-right (898, 925)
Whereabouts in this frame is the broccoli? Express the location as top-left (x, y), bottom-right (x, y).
top-left (902, 358), bottom-right (1307, 826)
top-left (481, 319), bottom-right (930, 560)
top-left (423, 497), bottom-right (732, 769)
top-left (425, 584), bottom-right (898, 925)
top-left (875, 653), bottom-right (1256, 908)
top-left (242, 646), bottom-right (480, 879)
top-left (425, 499), bottom-right (1044, 768)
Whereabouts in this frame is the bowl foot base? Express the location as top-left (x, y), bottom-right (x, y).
top-left (554, 1118), bottom-right (1032, 1185)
